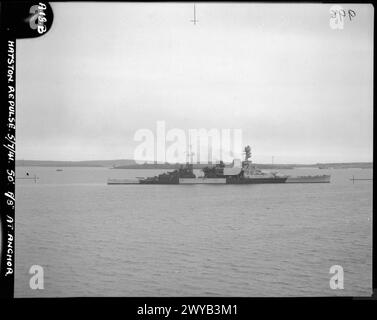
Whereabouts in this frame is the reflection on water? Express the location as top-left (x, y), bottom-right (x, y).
top-left (15, 166), bottom-right (372, 297)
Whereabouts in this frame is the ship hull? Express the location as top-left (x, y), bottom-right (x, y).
top-left (227, 177), bottom-right (288, 184)
top-left (107, 177), bottom-right (287, 185)
top-left (179, 178), bottom-right (226, 184)
top-left (107, 175), bottom-right (330, 185)
top-left (107, 176), bottom-right (330, 184)
top-left (180, 177), bottom-right (288, 184)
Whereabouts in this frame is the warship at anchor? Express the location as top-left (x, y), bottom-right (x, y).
top-left (107, 146), bottom-right (331, 185)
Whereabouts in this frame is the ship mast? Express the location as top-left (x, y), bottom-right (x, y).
top-left (244, 145), bottom-right (251, 162)
top-left (186, 136), bottom-right (195, 165)
top-left (189, 145), bottom-right (194, 164)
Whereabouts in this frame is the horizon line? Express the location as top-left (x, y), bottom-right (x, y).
top-left (15, 159), bottom-right (374, 165)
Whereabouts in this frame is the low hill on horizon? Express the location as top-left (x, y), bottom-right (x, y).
top-left (15, 159), bottom-right (135, 167)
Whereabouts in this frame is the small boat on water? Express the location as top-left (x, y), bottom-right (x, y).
top-left (56, 169), bottom-right (63, 171)
top-left (107, 146), bottom-right (331, 185)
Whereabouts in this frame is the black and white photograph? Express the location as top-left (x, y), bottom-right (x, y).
top-left (0, 2), bottom-right (374, 300)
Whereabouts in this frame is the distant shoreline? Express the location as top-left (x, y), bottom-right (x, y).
top-left (15, 160), bottom-right (373, 170)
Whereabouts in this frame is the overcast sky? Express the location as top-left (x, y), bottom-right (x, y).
top-left (16, 3), bottom-right (373, 163)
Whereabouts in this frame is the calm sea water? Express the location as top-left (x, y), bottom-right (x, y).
top-left (14, 166), bottom-right (373, 297)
